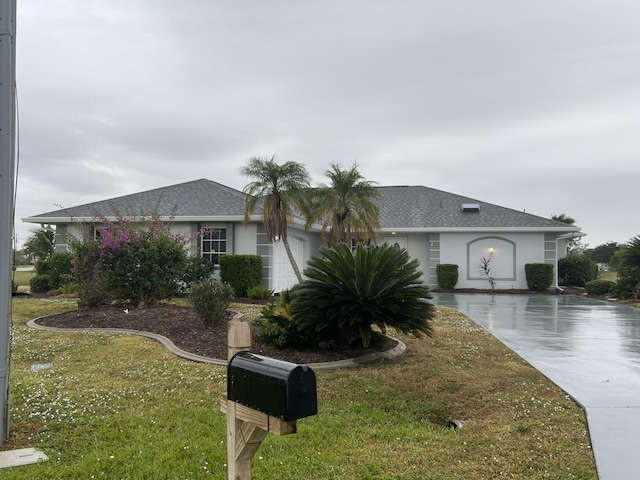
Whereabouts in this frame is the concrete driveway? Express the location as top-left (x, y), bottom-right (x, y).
top-left (432, 293), bottom-right (640, 480)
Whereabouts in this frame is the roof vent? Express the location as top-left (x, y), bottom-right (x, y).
top-left (462, 203), bottom-right (480, 212)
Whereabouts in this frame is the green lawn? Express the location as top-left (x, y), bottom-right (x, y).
top-left (598, 270), bottom-right (618, 282)
top-left (11, 270), bottom-right (35, 293)
top-left (0, 298), bottom-right (597, 479)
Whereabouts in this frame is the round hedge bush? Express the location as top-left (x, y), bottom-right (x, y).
top-left (30, 274), bottom-right (51, 293)
top-left (585, 279), bottom-right (616, 296)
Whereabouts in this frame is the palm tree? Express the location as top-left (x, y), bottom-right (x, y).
top-left (305, 163), bottom-right (380, 246)
top-left (241, 156), bottom-right (311, 283)
top-left (621, 235), bottom-right (640, 271)
top-left (23, 228), bottom-right (54, 263)
top-left (551, 213), bottom-right (576, 224)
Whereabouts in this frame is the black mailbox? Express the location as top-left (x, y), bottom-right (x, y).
top-left (227, 351), bottom-right (317, 421)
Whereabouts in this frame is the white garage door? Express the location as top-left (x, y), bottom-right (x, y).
top-left (271, 236), bottom-right (304, 293)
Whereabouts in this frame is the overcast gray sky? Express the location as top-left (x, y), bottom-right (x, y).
top-left (15, 1), bottom-right (640, 248)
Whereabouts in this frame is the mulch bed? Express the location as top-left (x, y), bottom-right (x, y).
top-left (33, 303), bottom-right (396, 365)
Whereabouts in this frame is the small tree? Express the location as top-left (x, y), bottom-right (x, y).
top-left (586, 241), bottom-right (620, 265)
top-left (23, 228), bottom-right (54, 263)
top-left (189, 280), bottom-right (235, 328)
top-left (551, 213), bottom-right (575, 225)
top-left (621, 235), bottom-right (640, 271)
top-left (550, 213), bottom-right (584, 253)
top-left (304, 162), bottom-right (380, 246)
top-left (70, 213), bottom-right (188, 307)
top-left (615, 268), bottom-right (640, 299)
top-left (241, 156), bottom-right (311, 283)
top-left (616, 235), bottom-right (640, 298)
top-left (557, 254), bottom-right (598, 287)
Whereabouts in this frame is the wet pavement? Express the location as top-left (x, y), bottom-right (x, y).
top-left (432, 293), bottom-right (640, 480)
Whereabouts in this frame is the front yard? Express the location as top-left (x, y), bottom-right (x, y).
top-left (0, 297), bottom-right (597, 479)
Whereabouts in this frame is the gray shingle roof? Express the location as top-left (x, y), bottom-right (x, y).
top-left (25, 179), bottom-right (579, 233)
top-left (376, 185), bottom-right (576, 230)
top-left (30, 179), bottom-right (251, 219)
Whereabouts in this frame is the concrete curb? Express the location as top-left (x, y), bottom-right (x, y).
top-left (26, 317), bottom-right (406, 371)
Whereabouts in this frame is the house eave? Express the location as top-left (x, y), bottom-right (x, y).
top-left (23, 215), bottom-right (254, 224)
top-left (379, 226), bottom-right (582, 234)
top-left (22, 214), bottom-right (312, 227)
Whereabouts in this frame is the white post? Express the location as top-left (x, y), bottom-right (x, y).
top-left (0, 0), bottom-right (17, 442)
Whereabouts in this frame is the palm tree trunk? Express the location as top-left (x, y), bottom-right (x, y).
top-left (282, 237), bottom-right (303, 283)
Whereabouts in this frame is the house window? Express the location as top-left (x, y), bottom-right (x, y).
top-left (201, 228), bottom-right (227, 265)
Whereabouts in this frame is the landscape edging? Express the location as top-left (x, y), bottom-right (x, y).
top-left (26, 316), bottom-right (406, 371)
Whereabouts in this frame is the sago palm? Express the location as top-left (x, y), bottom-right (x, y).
top-left (304, 163), bottom-right (380, 246)
top-left (241, 156), bottom-right (310, 282)
top-left (291, 243), bottom-right (435, 347)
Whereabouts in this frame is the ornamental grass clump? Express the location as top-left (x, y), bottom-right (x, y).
top-left (188, 279), bottom-right (235, 328)
top-left (291, 243), bottom-right (435, 348)
top-left (247, 284), bottom-right (274, 300)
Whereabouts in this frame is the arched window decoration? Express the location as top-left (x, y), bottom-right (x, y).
top-left (467, 236), bottom-right (516, 281)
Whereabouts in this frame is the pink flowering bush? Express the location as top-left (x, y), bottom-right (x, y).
top-left (70, 213), bottom-right (188, 307)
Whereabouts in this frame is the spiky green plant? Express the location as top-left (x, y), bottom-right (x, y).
top-left (247, 284), bottom-right (275, 299)
top-left (291, 243), bottom-right (435, 347)
top-left (621, 235), bottom-right (640, 271)
top-left (255, 289), bottom-right (317, 349)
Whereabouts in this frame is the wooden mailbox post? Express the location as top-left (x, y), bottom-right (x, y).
top-left (221, 316), bottom-right (316, 480)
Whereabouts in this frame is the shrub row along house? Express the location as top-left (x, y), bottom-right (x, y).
top-left (23, 178), bottom-right (582, 292)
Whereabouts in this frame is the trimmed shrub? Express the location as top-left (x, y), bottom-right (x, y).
top-left (524, 263), bottom-right (554, 291)
top-left (614, 268), bottom-right (640, 299)
top-left (189, 280), bottom-right (235, 328)
top-left (177, 256), bottom-right (217, 294)
top-left (247, 285), bottom-right (274, 300)
top-left (182, 257), bottom-right (216, 284)
top-left (219, 255), bottom-right (262, 296)
top-left (291, 243), bottom-right (435, 348)
top-left (585, 279), bottom-right (616, 296)
top-left (558, 254), bottom-right (598, 287)
top-left (36, 252), bottom-right (73, 289)
top-left (30, 274), bottom-right (51, 293)
top-left (436, 264), bottom-right (458, 289)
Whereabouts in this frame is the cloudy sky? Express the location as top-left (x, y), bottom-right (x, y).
top-left (14, 0), bottom-right (640, 248)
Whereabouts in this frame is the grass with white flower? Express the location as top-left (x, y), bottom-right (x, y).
top-left (1, 297), bottom-right (597, 479)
